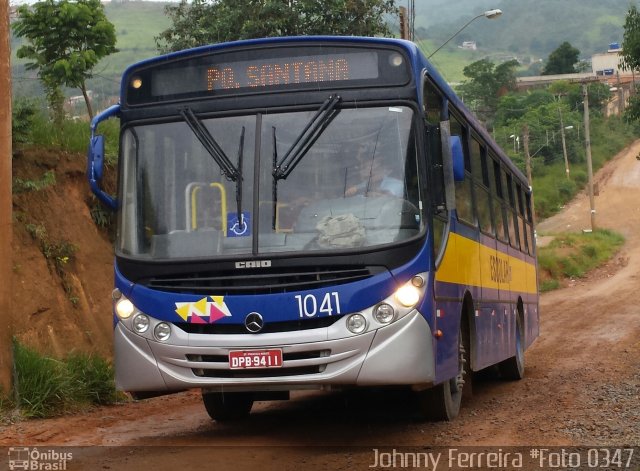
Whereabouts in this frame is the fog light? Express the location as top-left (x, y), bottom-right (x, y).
top-left (154, 322), bottom-right (171, 341)
top-left (373, 303), bottom-right (395, 324)
top-left (411, 275), bottom-right (425, 288)
top-left (346, 314), bottom-right (367, 334)
top-left (395, 284), bottom-right (421, 307)
top-left (115, 298), bottom-right (134, 319)
top-left (133, 313), bottom-right (149, 333)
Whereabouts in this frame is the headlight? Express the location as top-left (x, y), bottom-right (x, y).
top-left (395, 284), bottom-right (421, 307)
top-left (373, 303), bottom-right (395, 324)
top-left (133, 313), bottom-right (150, 333)
top-left (346, 313), bottom-right (367, 334)
top-left (154, 322), bottom-right (171, 342)
top-left (115, 298), bottom-right (135, 319)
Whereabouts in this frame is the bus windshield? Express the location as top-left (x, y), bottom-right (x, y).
top-left (117, 105), bottom-right (423, 259)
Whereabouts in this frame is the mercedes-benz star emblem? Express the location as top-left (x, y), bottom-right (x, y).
top-left (244, 312), bottom-right (264, 333)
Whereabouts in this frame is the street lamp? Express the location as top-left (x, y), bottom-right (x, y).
top-left (428, 9), bottom-right (503, 59)
top-left (509, 134), bottom-right (520, 153)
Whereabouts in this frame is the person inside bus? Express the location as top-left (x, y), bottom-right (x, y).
top-left (344, 144), bottom-right (403, 198)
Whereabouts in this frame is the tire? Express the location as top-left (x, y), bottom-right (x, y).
top-left (202, 391), bottom-right (254, 421)
top-left (497, 310), bottom-right (525, 380)
top-left (415, 321), bottom-right (470, 421)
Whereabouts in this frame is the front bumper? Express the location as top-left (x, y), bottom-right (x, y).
top-left (115, 310), bottom-right (435, 393)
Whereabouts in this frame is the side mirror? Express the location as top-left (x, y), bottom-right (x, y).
top-left (89, 135), bottom-right (105, 181)
top-left (450, 135), bottom-right (464, 182)
top-left (87, 105), bottom-right (120, 210)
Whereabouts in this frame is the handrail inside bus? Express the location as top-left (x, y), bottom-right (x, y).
top-left (186, 182), bottom-right (228, 234)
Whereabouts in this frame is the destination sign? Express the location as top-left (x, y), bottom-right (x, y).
top-left (125, 45), bottom-right (410, 105)
top-left (205, 52), bottom-right (377, 90)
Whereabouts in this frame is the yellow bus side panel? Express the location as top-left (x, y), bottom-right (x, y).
top-left (436, 232), bottom-right (537, 295)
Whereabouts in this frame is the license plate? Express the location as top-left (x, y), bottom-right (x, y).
top-left (229, 349), bottom-right (283, 369)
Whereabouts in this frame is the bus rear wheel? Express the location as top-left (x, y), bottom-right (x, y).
top-left (415, 322), bottom-right (469, 421)
top-left (202, 391), bottom-right (254, 421)
top-left (497, 311), bottom-right (525, 380)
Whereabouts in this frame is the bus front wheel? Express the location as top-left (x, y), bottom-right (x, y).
top-left (202, 391), bottom-right (254, 421)
top-left (415, 322), bottom-right (470, 421)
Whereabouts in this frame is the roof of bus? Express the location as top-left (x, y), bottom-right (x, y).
top-left (122, 35), bottom-right (529, 189)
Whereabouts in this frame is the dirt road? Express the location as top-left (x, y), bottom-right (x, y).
top-left (1, 143), bottom-right (639, 470)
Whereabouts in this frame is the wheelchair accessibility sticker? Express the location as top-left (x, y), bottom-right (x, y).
top-left (227, 212), bottom-right (251, 237)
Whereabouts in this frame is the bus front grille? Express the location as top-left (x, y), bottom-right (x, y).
top-left (142, 265), bottom-right (382, 295)
top-left (174, 315), bottom-right (342, 334)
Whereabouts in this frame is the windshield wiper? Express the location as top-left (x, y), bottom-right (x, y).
top-left (271, 95), bottom-right (341, 229)
top-left (180, 107), bottom-right (245, 227)
top-left (273, 94), bottom-right (341, 180)
top-left (236, 127), bottom-right (246, 227)
top-left (180, 108), bottom-right (240, 181)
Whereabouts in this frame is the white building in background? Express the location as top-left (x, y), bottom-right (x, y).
top-left (460, 41), bottom-right (477, 51)
top-left (591, 42), bottom-right (624, 76)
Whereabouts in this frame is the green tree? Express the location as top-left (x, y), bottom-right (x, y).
top-left (12, 0), bottom-right (118, 119)
top-left (542, 41), bottom-right (580, 75)
top-left (621, 5), bottom-right (640, 72)
top-left (457, 58), bottom-right (519, 125)
top-left (621, 6), bottom-right (640, 122)
top-left (156, 0), bottom-right (397, 53)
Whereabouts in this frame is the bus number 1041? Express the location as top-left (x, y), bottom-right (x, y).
top-left (295, 292), bottom-right (341, 318)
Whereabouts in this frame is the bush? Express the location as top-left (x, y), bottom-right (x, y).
top-left (557, 179), bottom-right (576, 200)
top-left (537, 229), bottom-right (625, 291)
top-left (13, 170), bottom-right (56, 193)
top-left (12, 99), bottom-right (37, 146)
top-left (65, 354), bottom-right (118, 405)
top-left (572, 170), bottom-right (587, 187)
top-left (13, 341), bottom-right (69, 418)
top-left (12, 340), bottom-right (118, 418)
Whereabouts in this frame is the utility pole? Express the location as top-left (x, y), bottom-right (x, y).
top-left (408, 0), bottom-right (415, 42)
top-left (0, 0), bottom-right (14, 393)
top-left (523, 123), bottom-right (535, 225)
top-left (582, 83), bottom-right (596, 231)
top-left (399, 6), bottom-right (409, 40)
top-left (616, 71), bottom-right (624, 116)
top-left (558, 108), bottom-right (570, 180)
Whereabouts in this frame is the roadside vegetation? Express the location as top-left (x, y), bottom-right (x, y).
top-left (537, 229), bottom-right (625, 292)
top-left (12, 100), bottom-right (119, 163)
top-left (9, 340), bottom-right (119, 419)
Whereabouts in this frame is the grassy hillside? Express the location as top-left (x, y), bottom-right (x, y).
top-left (100, 1), bottom-right (171, 74)
top-left (416, 0), bottom-right (629, 59)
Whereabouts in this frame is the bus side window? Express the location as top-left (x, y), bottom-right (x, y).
top-left (424, 78), bottom-right (443, 125)
top-left (516, 183), bottom-right (528, 253)
top-left (505, 172), bottom-right (520, 250)
top-left (450, 111), bottom-right (474, 226)
top-left (470, 137), bottom-right (493, 235)
top-left (490, 156), bottom-right (508, 243)
top-left (526, 192), bottom-right (535, 255)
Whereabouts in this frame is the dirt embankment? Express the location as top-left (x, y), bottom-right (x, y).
top-left (10, 148), bottom-right (114, 358)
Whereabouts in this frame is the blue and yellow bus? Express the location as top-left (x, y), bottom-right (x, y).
top-left (87, 36), bottom-right (539, 421)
